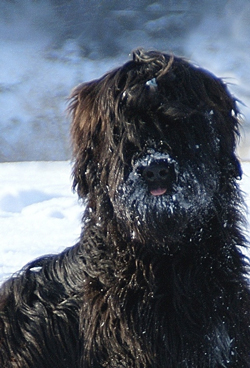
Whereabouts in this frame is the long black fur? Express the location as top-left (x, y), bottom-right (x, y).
top-left (1, 49), bottom-right (250, 367)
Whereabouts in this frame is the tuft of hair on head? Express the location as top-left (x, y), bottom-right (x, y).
top-left (132, 48), bottom-right (174, 80)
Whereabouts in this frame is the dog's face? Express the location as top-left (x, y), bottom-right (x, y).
top-left (70, 50), bottom-right (241, 254)
top-left (113, 120), bottom-right (219, 251)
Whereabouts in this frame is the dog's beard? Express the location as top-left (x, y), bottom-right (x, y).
top-left (113, 154), bottom-right (218, 254)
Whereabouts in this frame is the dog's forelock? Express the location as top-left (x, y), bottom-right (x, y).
top-left (70, 48), bottom-right (240, 144)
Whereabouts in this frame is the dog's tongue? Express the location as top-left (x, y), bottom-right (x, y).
top-left (150, 188), bottom-right (167, 196)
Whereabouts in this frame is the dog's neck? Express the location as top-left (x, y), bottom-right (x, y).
top-left (80, 199), bottom-right (246, 288)
top-left (77, 209), bottom-right (246, 367)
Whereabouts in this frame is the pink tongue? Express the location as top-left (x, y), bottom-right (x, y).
top-left (150, 188), bottom-right (167, 196)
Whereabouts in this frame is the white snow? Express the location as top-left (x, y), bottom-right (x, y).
top-left (0, 161), bottom-right (82, 283)
top-left (0, 161), bottom-right (249, 284)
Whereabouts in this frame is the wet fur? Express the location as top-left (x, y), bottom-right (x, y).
top-left (0, 49), bottom-right (250, 367)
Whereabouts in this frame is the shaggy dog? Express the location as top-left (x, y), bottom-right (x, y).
top-left (1, 49), bottom-right (250, 367)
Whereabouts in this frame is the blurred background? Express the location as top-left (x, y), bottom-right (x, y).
top-left (0, 0), bottom-right (249, 162)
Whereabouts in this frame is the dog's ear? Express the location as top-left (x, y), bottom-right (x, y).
top-left (69, 74), bottom-right (127, 198)
top-left (200, 72), bottom-right (243, 178)
top-left (69, 81), bottom-right (101, 197)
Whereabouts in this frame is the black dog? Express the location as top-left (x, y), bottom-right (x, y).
top-left (1, 49), bottom-right (250, 367)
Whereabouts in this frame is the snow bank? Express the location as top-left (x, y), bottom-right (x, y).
top-left (0, 161), bottom-right (82, 282)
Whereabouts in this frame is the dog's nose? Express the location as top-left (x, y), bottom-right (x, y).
top-left (139, 161), bottom-right (175, 196)
top-left (142, 163), bottom-right (169, 183)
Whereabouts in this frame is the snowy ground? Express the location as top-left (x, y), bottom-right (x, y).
top-left (0, 161), bottom-right (82, 283)
top-left (0, 161), bottom-right (250, 284)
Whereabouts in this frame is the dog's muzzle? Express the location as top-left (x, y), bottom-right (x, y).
top-left (135, 153), bottom-right (177, 196)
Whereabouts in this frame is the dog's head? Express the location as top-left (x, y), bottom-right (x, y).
top-left (70, 49), bottom-right (242, 253)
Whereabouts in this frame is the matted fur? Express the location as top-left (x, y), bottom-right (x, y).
top-left (1, 49), bottom-right (250, 367)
